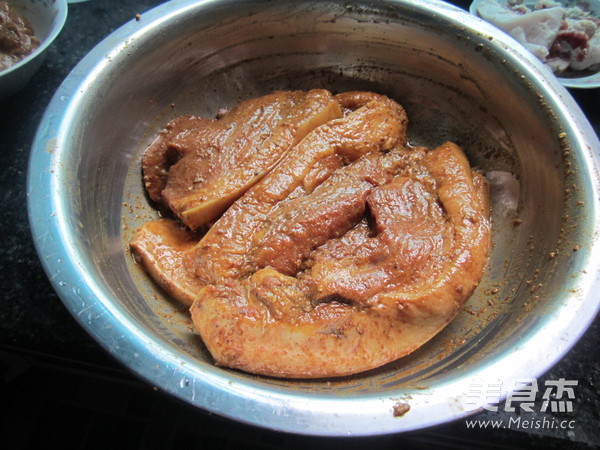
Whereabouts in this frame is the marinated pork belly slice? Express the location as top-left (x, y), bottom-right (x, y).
top-left (190, 142), bottom-right (490, 378)
top-left (156, 90), bottom-right (341, 229)
top-left (142, 115), bottom-right (213, 205)
top-left (248, 149), bottom-right (418, 277)
top-left (300, 176), bottom-right (445, 303)
top-left (130, 219), bottom-right (202, 306)
top-left (130, 90), bottom-right (407, 306)
top-left (131, 90), bottom-right (490, 378)
top-left (185, 92), bottom-right (408, 284)
top-left (334, 91), bottom-right (408, 145)
top-left (302, 143), bottom-right (490, 312)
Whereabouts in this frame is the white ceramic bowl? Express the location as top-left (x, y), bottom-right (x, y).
top-left (470, 0), bottom-right (600, 88)
top-left (0, 0), bottom-right (68, 99)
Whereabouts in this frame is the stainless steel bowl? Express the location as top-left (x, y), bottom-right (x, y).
top-left (27, 0), bottom-right (600, 436)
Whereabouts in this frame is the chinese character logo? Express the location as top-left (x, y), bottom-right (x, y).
top-left (464, 377), bottom-right (578, 413)
top-left (540, 378), bottom-right (578, 413)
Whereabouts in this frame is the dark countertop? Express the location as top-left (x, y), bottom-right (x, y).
top-left (0, 1), bottom-right (598, 448)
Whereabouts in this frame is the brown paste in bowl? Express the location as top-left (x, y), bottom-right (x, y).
top-left (0, 1), bottom-right (39, 71)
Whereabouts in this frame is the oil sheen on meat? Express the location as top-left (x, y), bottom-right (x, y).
top-left (131, 90), bottom-right (490, 378)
